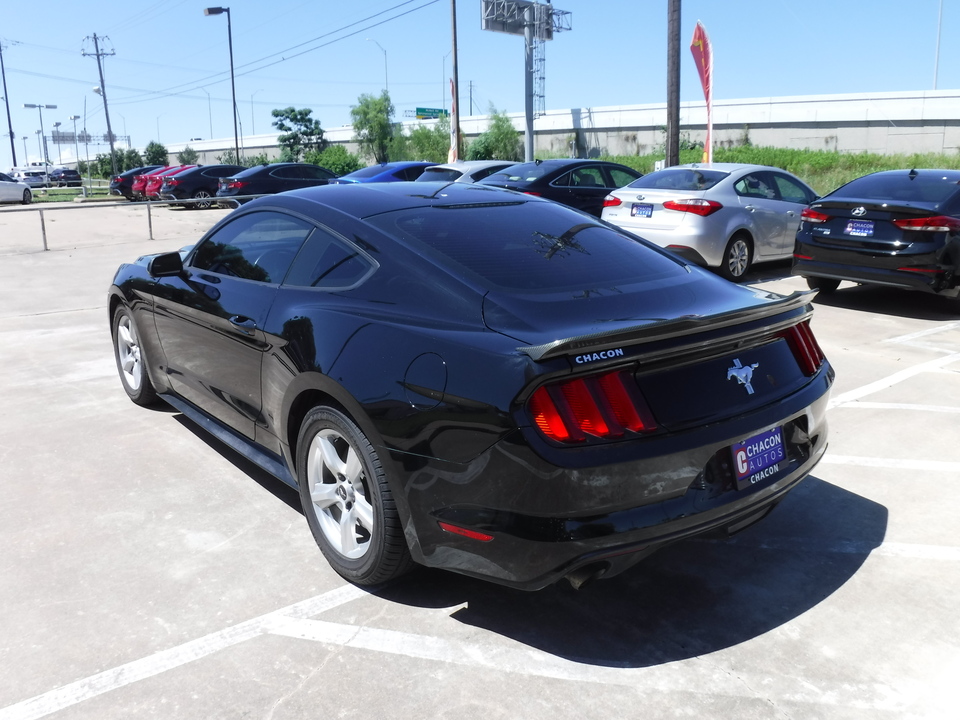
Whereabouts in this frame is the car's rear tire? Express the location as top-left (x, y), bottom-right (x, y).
top-left (112, 305), bottom-right (159, 407)
top-left (719, 234), bottom-right (752, 281)
top-left (297, 406), bottom-right (413, 586)
top-left (806, 276), bottom-right (840, 293)
top-left (21, 189), bottom-right (31, 205)
top-left (191, 189), bottom-right (213, 210)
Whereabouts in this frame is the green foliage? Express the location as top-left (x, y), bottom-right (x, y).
top-left (144, 141), bottom-right (168, 165)
top-left (466, 108), bottom-right (522, 161)
top-left (305, 145), bottom-right (363, 176)
top-left (600, 146), bottom-right (960, 197)
top-left (177, 146), bottom-right (199, 164)
top-left (271, 107), bottom-right (327, 162)
top-left (123, 148), bottom-right (144, 169)
top-left (405, 117), bottom-right (451, 163)
top-left (244, 153), bottom-right (270, 167)
top-left (351, 91), bottom-right (395, 163)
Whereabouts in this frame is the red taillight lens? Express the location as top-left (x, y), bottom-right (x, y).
top-left (801, 207), bottom-right (830, 224)
top-left (602, 195), bottom-right (622, 208)
top-left (227, 180), bottom-right (246, 189)
top-left (111, 176), bottom-right (121, 183)
top-left (528, 370), bottom-right (657, 443)
top-left (523, 190), bottom-right (542, 197)
top-left (165, 178), bottom-right (180, 187)
top-left (892, 215), bottom-right (960, 232)
top-left (779, 321), bottom-right (825, 376)
top-left (662, 198), bottom-right (723, 216)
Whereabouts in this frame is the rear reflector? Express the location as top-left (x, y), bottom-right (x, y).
top-left (529, 369), bottom-right (657, 443)
top-left (438, 522), bottom-right (494, 542)
top-left (897, 266), bottom-right (943, 274)
top-left (602, 195), bottom-right (622, 208)
top-left (892, 215), bottom-right (960, 232)
top-left (662, 198), bottom-right (722, 216)
top-left (800, 207), bottom-right (830, 224)
top-left (523, 190), bottom-right (542, 197)
top-left (779, 321), bottom-right (825, 376)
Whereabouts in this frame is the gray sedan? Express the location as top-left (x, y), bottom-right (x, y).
top-left (601, 163), bottom-right (817, 280)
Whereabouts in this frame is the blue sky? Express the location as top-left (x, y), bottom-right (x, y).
top-left (1, 0), bottom-right (956, 167)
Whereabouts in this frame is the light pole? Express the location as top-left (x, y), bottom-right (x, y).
top-left (34, 129), bottom-right (42, 164)
top-left (204, 7), bottom-right (240, 162)
top-left (52, 122), bottom-right (63, 164)
top-left (69, 115), bottom-right (80, 170)
top-left (118, 114), bottom-right (128, 147)
top-left (156, 114), bottom-right (164, 143)
top-left (21, 135), bottom-right (27, 164)
top-left (442, 51), bottom-right (451, 111)
top-left (23, 103), bottom-right (56, 165)
top-left (250, 89), bottom-right (264, 135)
top-left (366, 39), bottom-right (388, 94)
top-left (201, 88), bottom-right (213, 139)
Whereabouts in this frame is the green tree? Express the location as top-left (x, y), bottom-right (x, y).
top-left (305, 145), bottom-right (363, 176)
top-left (406, 116), bottom-right (450, 163)
top-left (144, 141), bottom-right (169, 165)
top-left (177, 146), bottom-right (199, 164)
top-left (271, 107), bottom-right (327, 162)
top-left (123, 148), bottom-right (144, 170)
top-left (351, 91), bottom-right (395, 163)
top-left (466, 108), bottom-right (522, 161)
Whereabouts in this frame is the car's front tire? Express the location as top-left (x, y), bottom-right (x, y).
top-left (719, 234), bottom-right (753, 281)
top-left (112, 305), bottom-right (159, 406)
top-left (296, 406), bottom-right (413, 586)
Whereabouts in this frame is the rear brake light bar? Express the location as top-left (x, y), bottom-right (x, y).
top-left (800, 207), bottom-right (830, 224)
top-left (662, 198), bottom-right (722, 216)
top-left (528, 369), bottom-right (657, 443)
top-left (778, 321), bottom-right (825, 376)
top-left (892, 215), bottom-right (960, 232)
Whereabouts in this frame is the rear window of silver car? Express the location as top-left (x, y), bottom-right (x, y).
top-left (627, 168), bottom-right (728, 191)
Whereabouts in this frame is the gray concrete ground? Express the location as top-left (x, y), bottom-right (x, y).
top-left (1, 201), bottom-right (958, 719)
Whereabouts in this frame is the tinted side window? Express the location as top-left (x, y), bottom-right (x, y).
top-left (271, 166), bottom-right (304, 179)
top-left (0, 173), bottom-right (12, 182)
top-left (397, 166), bottom-right (427, 181)
top-left (569, 167), bottom-right (605, 188)
top-left (284, 228), bottom-right (376, 289)
top-left (771, 173), bottom-right (813, 204)
top-left (552, 171), bottom-right (574, 187)
top-left (734, 173), bottom-right (776, 199)
top-left (607, 167), bottom-right (639, 188)
top-left (302, 165), bottom-right (334, 180)
top-left (191, 211), bottom-right (314, 284)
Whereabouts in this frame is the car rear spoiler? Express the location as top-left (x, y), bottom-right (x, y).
top-left (518, 290), bottom-right (817, 362)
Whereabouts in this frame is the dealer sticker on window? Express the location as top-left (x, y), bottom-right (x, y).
top-left (731, 426), bottom-right (785, 490)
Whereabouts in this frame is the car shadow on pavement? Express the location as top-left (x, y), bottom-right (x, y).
top-left (376, 476), bottom-right (887, 668)
top-left (811, 284), bottom-right (959, 321)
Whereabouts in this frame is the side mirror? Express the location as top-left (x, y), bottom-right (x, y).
top-left (147, 252), bottom-right (184, 278)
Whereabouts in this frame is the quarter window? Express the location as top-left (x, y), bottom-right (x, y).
top-left (191, 211), bottom-right (313, 284)
top-left (284, 228), bottom-right (375, 289)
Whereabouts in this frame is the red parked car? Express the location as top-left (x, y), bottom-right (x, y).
top-left (131, 166), bottom-right (172, 201)
top-left (144, 165), bottom-right (196, 200)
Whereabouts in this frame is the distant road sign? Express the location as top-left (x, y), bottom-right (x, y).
top-left (416, 107), bottom-right (449, 119)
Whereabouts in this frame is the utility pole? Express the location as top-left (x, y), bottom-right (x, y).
top-left (665, 0), bottom-right (681, 167)
top-left (82, 34), bottom-right (118, 177)
top-left (0, 41), bottom-right (16, 167)
top-left (450, 0), bottom-right (461, 161)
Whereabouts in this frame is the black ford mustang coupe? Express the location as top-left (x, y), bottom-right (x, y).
top-left (109, 182), bottom-right (832, 590)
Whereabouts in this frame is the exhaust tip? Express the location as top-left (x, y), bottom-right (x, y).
top-left (565, 562), bottom-right (609, 591)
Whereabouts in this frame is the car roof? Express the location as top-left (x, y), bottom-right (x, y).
top-left (244, 180), bottom-right (542, 220)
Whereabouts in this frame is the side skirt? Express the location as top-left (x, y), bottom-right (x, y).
top-left (160, 393), bottom-right (298, 489)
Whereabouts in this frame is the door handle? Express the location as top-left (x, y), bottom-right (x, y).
top-left (229, 316), bottom-right (257, 334)
top-left (744, 205), bottom-right (756, 211)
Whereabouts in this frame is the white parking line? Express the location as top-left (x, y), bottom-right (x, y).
top-left (0, 585), bottom-right (368, 720)
top-left (832, 401), bottom-right (960, 414)
top-left (827, 351), bottom-right (960, 409)
top-left (822, 454), bottom-right (960, 473)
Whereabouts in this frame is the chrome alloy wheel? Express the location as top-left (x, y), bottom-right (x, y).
top-left (726, 238), bottom-right (750, 278)
top-left (116, 313), bottom-right (143, 391)
top-left (306, 428), bottom-right (374, 559)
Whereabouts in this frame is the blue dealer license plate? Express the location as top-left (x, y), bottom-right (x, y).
top-left (844, 219), bottom-right (874, 237)
top-left (731, 426), bottom-right (785, 490)
top-left (631, 203), bottom-right (653, 218)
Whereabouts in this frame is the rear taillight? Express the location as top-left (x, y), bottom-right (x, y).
top-left (226, 180), bottom-right (246, 189)
top-left (111, 176), bottom-right (121, 183)
top-left (662, 198), bottom-right (722, 216)
top-left (165, 179), bottom-right (180, 187)
top-left (800, 207), bottom-right (830, 224)
top-left (528, 370), bottom-right (657, 443)
top-left (602, 195), bottom-right (622, 208)
top-left (892, 215), bottom-right (960, 232)
top-left (779, 321), bottom-right (825, 376)
top-left (523, 190), bottom-right (542, 197)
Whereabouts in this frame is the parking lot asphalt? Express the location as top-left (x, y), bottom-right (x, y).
top-left (1, 201), bottom-right (958, 719)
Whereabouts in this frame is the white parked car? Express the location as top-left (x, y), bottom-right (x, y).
top-left (601, 163), bottom-right (818, 280)
top-left (11, 169), bottom-right (48, 189)
top-left (0, 171), bottom-right (32, 204)
top-left (415, 160), bottom-right (519, 184)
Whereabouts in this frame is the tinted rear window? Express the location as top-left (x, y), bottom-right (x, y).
top-left (344, 165), bottom-right (390, 179)
top-left (834, 172), bottom-right (960, 205)
top-left (417, 168), bottom-right (462, 182)
top-left (627, 168), bottom-right (727, 191)
top-left (365, 201), bottom-right (684, 292)
top-left (480, 162), bottom-right (556, 185)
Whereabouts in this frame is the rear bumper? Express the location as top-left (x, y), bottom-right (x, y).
top-left (400, 371), bottom-right (832, 590)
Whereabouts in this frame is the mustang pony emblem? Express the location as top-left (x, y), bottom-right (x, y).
top-left (727, 358), bottom-right (760, 395)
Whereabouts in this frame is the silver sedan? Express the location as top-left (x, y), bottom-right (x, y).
top-left (601, 163), bottom-right (817, 280)
top-left (0, 171), bottom-right (32, 204)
